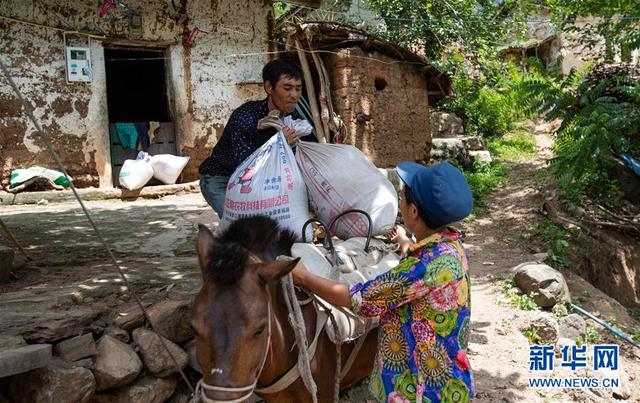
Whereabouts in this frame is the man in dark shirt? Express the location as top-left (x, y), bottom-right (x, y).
top-left (199, 59), bottom-right (306, 217)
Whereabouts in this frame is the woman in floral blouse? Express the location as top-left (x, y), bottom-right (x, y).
top-left (292, 161), bottom-right (474, 402)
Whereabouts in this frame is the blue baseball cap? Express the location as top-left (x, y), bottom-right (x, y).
top-left (396, 161), bottom-right (473, 227)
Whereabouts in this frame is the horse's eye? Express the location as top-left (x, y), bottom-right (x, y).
top-left (254, 326), bottom-right (266, 337)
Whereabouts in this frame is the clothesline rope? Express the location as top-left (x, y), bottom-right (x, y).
top-left (0, 14), bottom-right (439, 68)
top-left (0, 15), bottom-right (106, 38)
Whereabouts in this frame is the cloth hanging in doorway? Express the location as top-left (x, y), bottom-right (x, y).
top-left (114, 123), bottom-right (138, 150)
top-left (148, 121), bottom-right (160, 143)
top-left (134, 122), bottom-right (150, 151)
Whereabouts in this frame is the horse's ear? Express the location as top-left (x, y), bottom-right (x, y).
top-left (196, 224), bottom-right (217, 270)
top-left (257, 257), bottom-right (300, 284)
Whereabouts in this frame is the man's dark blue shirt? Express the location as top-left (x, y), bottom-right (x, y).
top-left (199, 98), bottom-right (311, 177)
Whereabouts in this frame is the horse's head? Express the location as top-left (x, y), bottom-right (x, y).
top-left (191, 217), bottom-right (298, 401)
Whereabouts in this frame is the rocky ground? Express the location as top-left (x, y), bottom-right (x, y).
top-left (1, 131), bottom-right (639, 402)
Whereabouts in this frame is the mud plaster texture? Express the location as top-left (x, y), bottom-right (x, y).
top-left (325, 47), bottom-right (432, 167)
top-left (0, 0), bottom-right (272, 188)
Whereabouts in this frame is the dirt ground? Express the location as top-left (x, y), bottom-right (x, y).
top-left (0, 194), bottom-right (213, 343)
top-left (458, 132), bottom-right (640, 402)
top-left (1, 132), bottom-right (639, 402)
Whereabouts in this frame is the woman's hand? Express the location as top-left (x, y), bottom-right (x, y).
top-left (387, 225), bottom-right (411, 256)
top-left (291, 260), bottom-right (309, 287)
top-left (283, 127), bottom-right (299, 145)
top-left (387, 225), bottom-right (408, 243)
top-left (290, 260), bottom-right (352, 308)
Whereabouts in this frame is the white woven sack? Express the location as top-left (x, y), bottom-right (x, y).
top-left (295, 142), bottom-right (398, 239)
top-left (119, 159), bottom-right (153, 190)
top-left (218, 132), bottom-right (311, 240)
top-left (150, 154), bottom-right (189, 184)
top-left (291, 239), bottom-right (395, 343)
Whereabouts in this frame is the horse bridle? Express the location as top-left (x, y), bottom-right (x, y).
top-left (194, 303), bottom-right (272, 403)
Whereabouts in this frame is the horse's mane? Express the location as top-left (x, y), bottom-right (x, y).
top-left (208, 216), bottom-right (296, 285)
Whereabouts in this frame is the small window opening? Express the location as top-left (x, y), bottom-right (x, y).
top-left (374, 77), bottom-right (387, 91)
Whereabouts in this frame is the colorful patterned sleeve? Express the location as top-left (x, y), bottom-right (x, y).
top-left (349, 247), bottom-right (466, 317)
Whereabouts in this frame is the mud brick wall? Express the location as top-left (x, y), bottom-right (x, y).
top-left (324, 47), bottom-right (432, 167)
top-left (0, 0), bottom-right (273, 188)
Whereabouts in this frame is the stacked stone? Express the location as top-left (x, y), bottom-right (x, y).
top-left (429, 111), bottom-right (491, 169)
top-left (0, 298), bottom-right (202, 403)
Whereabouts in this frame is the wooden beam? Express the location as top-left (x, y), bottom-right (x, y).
top-left (294, 37), bottom-right (326, 143)
top-left (278, 0), bottom-right (322, 8)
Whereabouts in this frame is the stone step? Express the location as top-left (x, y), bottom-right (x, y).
top-left (0, 344), bottom-right (52, 378)
top-left (53, 333), bottom-right (97, 362)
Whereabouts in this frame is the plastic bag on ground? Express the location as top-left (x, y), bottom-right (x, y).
top-left (119, 158), bottom-right (153, 190)
top-left (295, 142), bottom-right (398, 239)
top-left (150, 154), bottom-right (190, 184)
top-left (8, 166), bottom-right (72, 192)
top-left (218, 132), bottom-right (311, 240)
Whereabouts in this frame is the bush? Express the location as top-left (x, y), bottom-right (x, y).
top-left (441, 69), bottom-right (515, 138)
top-left (500, 276), bottom-right (540, 311)
top-left (531, 219), bottom-right (574, 269)
top-left (517, 61), bottom-right (640, 205)
top-left (486, 130), bottom-right (536, 162)
top-left (460, 159), bottom-right (507, 216)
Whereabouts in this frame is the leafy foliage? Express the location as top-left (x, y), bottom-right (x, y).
top-left (441, 68), bottom-right (515, 137)
top-left (523, 327), bottom-right (542, 344)
top-left (531, 219), bottom-right (575, 269)
top-left (500, 276), bottom-right (540, 312)
top-left (486, 130), bottom-right (536, 162)
top-left (364, 0), bottom-right (536, 64)
top-left (576, 324), bottom-right (603, 347)
top-left (517, 61), bottom-right (640, 203)
top-left (461, 159), bottom-right (507, 215)
top-left (547, 0), bottom-right (640, 62)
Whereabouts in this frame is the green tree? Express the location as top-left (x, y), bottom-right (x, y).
top-left (547, 0), bottom-right (640, 62)
top-left (363, 0), bottom-right (536, 67)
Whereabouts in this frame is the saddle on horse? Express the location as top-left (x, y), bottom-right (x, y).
top-left (292, 235), bottom-right (400, 343)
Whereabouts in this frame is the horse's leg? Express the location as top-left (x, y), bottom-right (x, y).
top-left (339, 328), bottom-right (379, 389)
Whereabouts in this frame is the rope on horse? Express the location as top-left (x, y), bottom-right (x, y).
top-left (312, 296), bottom-right (343, 403)
top-left (281, 273), bottom-right (318, 403)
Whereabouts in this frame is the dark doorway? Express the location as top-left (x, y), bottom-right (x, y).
top-left (104, 47), bottom-right (177, 187)
top-left (104, 48), bottom-right (169, 122)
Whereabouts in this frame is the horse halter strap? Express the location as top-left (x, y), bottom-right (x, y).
top-left (194, 303), bottom-right (272, 403)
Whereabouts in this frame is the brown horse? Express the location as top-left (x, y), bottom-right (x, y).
top-left (191, 216), bottom-right (378, 403)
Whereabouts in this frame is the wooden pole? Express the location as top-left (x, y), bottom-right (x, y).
top-left (310, 50), bottom-right (331, 141)
top-left (294, 36), bottom-right (327, 143)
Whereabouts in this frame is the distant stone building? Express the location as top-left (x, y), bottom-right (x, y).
top-left (502, 12), bottom-right (639, 74)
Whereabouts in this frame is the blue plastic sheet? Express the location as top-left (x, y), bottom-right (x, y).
top-left (621, 154), bottom-right (640, 177)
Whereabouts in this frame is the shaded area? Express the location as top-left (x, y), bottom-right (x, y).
top-left (0, 194), bottom-right (215, 342)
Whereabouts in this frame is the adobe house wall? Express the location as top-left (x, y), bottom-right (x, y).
top-left (324, 47), bottom-right (431, 167)
top-left (0, 0), bottom-right (273, 188)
